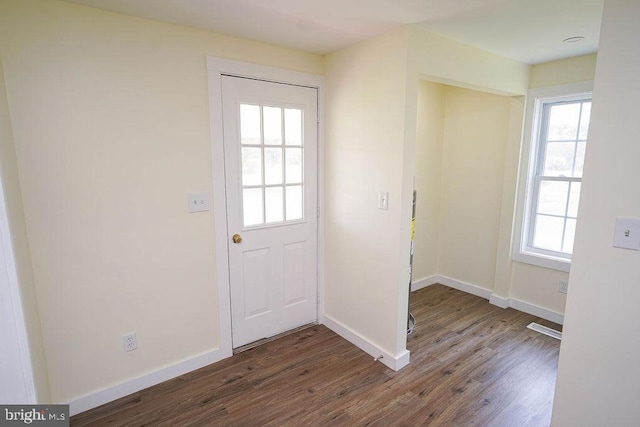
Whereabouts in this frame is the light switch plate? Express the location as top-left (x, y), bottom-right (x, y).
top-left (378, 192), bottom-right (389, 210)
top-left (613, 217), bottom-right (640, 250)
top-left (188, 192), bottom-right (209, 213)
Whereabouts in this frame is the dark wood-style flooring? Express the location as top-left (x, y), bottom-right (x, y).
top-left (71, 284), bottom-right (562, 426)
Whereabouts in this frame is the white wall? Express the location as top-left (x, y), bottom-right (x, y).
top-left (0, 0), bottom-right (323, 404)
top-left (552, 0), bottom-right (640, 424)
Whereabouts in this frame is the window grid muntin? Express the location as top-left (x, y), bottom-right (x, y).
top-left (239, 103), bottom-right (304, 228)
top-left (528, 98), bottom-right (591, 257)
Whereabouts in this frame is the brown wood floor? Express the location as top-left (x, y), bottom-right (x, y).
top-left (71, 284), bottom-right (562, 426)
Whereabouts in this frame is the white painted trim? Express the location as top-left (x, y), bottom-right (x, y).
top-left (509, 297), bottom-right (564, 325)
top-left (512, 81), bottom-right (594, 273)
top-left (437, 275), bottom-right (493, 299)
top-left (208, 67), bottom-right (233, 355)
top-left (410, 275), bottom-right (439, 292)
top-left (207, 57), bottom-right (324, 351)
top-left (206, 57), bottom-right (324, 88)
top-left (489, 293), bottom-right (564, 324)
top-left (322, 315), bottom-right (410, 371)
top-left (413, 275), bottom-right (564, 325)
top-left (69, 347), bottom-right (228, 416)
top-left (489, 293), bottom-right (510, 309)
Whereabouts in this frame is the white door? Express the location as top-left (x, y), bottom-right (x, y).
top-left (221, 76), bottom-right (318, 348)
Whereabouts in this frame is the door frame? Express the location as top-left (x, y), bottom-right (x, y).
top-left (207, 57), bottom-right (325, 355)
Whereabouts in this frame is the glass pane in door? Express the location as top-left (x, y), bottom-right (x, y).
top-left (240, 103), bottom-right (304, 227)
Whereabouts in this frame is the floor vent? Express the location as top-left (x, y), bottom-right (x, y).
top-left (527, 322), bottom-right (562, 340)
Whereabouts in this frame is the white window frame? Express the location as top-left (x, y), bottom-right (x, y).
top-left (513, 81), bottom-right (593, 272)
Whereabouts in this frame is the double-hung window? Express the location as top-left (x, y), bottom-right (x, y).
top-left (514, 82), bottom-right (593, 272)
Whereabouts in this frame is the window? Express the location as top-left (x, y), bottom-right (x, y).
top-left (240, 103), bottom-right (304, 227)
top-left (513, 82), bottom-right (593, 272)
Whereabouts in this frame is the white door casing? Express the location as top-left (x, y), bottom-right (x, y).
top-left (220, 75), bottom-right (318, 348)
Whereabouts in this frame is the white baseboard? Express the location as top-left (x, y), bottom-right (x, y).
top-left (436, 275), bottom-right (493, 299)
top-left (414, 275), bottom-right (564, 325)
top-left (508, 297), bottom-right (564, 325)
top-left (489, 293), bottom-right (510, 309)
top-left (322, 315), bottom-right (410, 371)
top-left (489, 294), bottom-right (564, 324)
top-left (411, 275), bottom-right (439, 292)
top-left (68, 346), bottom-right (232, 416)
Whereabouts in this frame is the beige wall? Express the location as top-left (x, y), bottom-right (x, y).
top-left (0, 0), bottom-right (323, 403)
top-left (552, 0), bottom-right (640, 424)
top-left (324, 28), bottom-right (412, 357)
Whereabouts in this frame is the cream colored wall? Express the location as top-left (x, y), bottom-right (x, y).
top-left (0, 55), bottom-right (50, 402)
top-left (409, 26), bottom-right (530, 96)
top-left (409, 24), bottom-right (529, 295)
top-left (324, 28), bottom-right (412, 357)
top-left (413, 53), bottom-right (596, 318)
top-left (552, 0), bottom-right (640, 423)
top-left (0, 0), bottom-right (323, 403)
top-left (438, 87), bottom-right (512, 289)
top-left (324, 21), bottom-right (531, 362)
top-left (492, 96), bottom-right (525, 299)
top-left (530, 53), bottom-right (597, 89)
top-left (505, 55), bottom-right (597, 316)
top-left (413, 83), bottom-right (516, 291)
top-left (412, 81), bottom-right (445, 280)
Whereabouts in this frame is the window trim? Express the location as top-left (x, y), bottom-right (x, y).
top-left (513, 81), bottom-right (593, 272)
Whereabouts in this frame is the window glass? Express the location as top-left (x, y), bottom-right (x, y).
top-left (239, 103), bottom-right (304, 227)
top-left (525, 96), bottom-right (591, 260)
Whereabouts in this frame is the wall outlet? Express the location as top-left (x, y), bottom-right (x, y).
top-left (559, 280), bottom-right (569, 294)
top-left (123, 332), bottom-right (137, 352)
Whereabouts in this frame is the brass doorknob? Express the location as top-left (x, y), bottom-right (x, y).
top-left (232, 234), bottom-right (243, 244)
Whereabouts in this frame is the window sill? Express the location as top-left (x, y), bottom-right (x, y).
top-left (512, 250), bottom-right (570, 273)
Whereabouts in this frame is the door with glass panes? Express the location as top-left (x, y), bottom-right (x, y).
top-left (221, 76), bottom-right (318, 348)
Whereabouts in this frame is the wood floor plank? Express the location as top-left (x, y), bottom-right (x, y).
top-left (71, 284), bottom-right (561, 426)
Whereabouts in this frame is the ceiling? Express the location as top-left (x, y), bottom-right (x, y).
top-left (62, 0), bottom-right (604, 65)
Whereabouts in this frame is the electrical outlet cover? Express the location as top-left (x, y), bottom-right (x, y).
top-left (123, 332), bottom-right (137, 352)
top-left (559, 280), bottom-right (568, 294)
